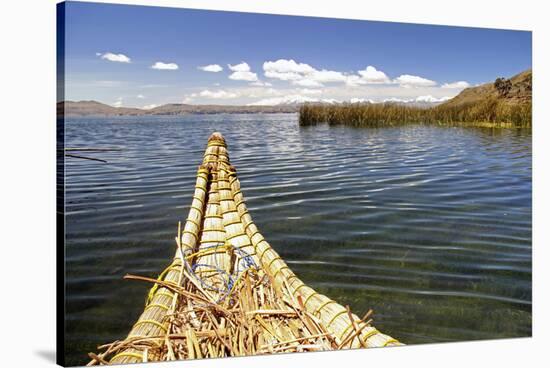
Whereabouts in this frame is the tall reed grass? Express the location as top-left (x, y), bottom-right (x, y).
top-left (299, 98), bottom-right (531, 128)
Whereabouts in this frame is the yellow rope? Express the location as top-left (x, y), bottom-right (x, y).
top-left (266, 256), bottom-right (282, 270)
top-left (327, 310), bottom-right (348, 328)
top-left (154, 291), bottom-right (174, 299)
top-left (192, 195), bottom-right (205, 207)
top-left (257, 246), bottom-right (270, 261)
top-left (190, 205), bottom-right (204, 216)
top-left (186, 244), bottom-right (231, 260)
top-left (292, 283), bottom-right (309, 296)
top-left (185, 217), bottom-right (201, 229)
top-left (182, 230), bottom-right (199, 243)
top-left (144, 303), bottom-right (170, 312)
top-left (272, 265), bottom-right (290, 280)
top-left (238, 208), bottom-right (250, 218)
top-left (360, 328), bottom-right (381, 344)
top-left (132, 319), bottom-right (168, 332)
top-left (243, 221), bottom-right (255, 233)
top-left (226, 232), bottom-right (248, 241)
top-left (314, 300), bottom-right (336, 317)
top-left (339, 323), bottom-right (355, 341)
top-left (146, 261), bottom-right (182, 305)
top-left (223, 219), bottom-right (243, 227)
top-left (302, 291), bottom-right (319, 308)
top-left (111, 352), bottom-right (144, 362)
top-left (382, 338), bottom-right (399, 346)
top-left (286, 274), bottom-right (299, 285)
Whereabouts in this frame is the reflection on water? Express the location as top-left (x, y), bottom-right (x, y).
top-left (64, 114), bottom-right (531, 365)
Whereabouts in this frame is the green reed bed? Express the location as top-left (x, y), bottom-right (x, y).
top-left (299, 98), bottom-right (532, 128)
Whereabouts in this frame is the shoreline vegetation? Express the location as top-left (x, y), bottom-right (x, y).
top-left (300, 70), bottom-right (532, 128)
top-left (298, 99), bottom-right (531, 128)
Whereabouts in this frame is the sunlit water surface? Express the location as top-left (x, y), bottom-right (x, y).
top-left (64, 114), bottom-right (531, 365)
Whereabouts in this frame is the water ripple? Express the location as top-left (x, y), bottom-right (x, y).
top-left (63, 114), bottom-right (531, 365)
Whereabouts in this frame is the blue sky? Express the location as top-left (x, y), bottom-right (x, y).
top-left (62, 1), bottom-right (532, 107)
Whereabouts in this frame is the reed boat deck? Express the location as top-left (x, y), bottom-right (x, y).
top-left (88, 132), bottom-right (400, 365)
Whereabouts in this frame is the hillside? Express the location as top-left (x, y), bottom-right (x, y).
top-left (439, 69), bottom-right (532, 108)
top-left (58, 100), bottom-right (145, 116)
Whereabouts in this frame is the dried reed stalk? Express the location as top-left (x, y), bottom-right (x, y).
top-left (88, 132), bottom-right (401, 366)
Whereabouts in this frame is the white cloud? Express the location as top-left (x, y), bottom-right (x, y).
top-left (321, 98), bottom-right (341, 104)
top-left (229, 70), bottom-right (258, 82)
top-left (198, 64), bottom-right (223, 72)
top-left (299, 88), bottom-right (323, 95)
top-left (309, 69), bottom-right (381, 87)
top-left (383, 97), bottom-right (413, 103)
top-left (357, 66), bottom-right (391, 84)
top-left (263, 59), bottom-right (316, 74)
top-left (248, 94), bottom-right (319, 106)
top-left (265, 88), bottom-right (280, 95)
top-left (415, 95), bottom-right (451, 103)
top-left (142, 104), bottom-right (159, 110)
top-left (137, 94), bottom-right (145, 99)
top-left (394, 74), bottom-right (437, 87)
top-left (382, 95), bottom-right (451, 104)
top-left (350, 98), bottom-right (375, 104)
top-left (310, 70), bottom-right (348, 83)
top-left (249, 80), bottom-right (273, 87)
top-left (113, 97), bottom-right (123, 107)
top-left (266, 70), bottom-right (304, 81)
top-left (98, 52), bottom-right (131, 63)
top-left (292, 79), bottom-right (323, 87)
top-left (151, 62), bottom-right (179, 70)
top-left (263, 59), bottom-right (348, 86)
top-left (248, 88), bottom-right (280, 97)
top-left (198, 89), bottom-right (239, 99)
top-left (228, 62), bottom-right (251, 72)
top-left (345, 75), bottom-right (368, 87)
top-left (227, 62), bottom-right (258, 81)
top-left (263, 59), bottom-right (318, 83)
top-left (247, 90), bottom-right (342, 105)
top-left (441, 81), bottom-right (470, 89)
top-left (263, 59), bottom-right (389, 88)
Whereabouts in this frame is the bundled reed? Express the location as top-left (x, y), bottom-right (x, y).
top-left (88, 132), bottom-right (400, 365)
top-left (299, 99), bottom-right (532, 128)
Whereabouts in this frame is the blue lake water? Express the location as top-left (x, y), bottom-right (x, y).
top-left (63, 114), bottom-right (531, 365)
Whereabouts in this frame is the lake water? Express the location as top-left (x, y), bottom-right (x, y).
top-left (63, 114), bottom-right (531, 366)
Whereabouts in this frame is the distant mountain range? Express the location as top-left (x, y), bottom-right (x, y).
top-left (57, 98), bottom-right (448, 117)
top-left (58, 69), bottom-right (531, 117)
top-left (58, 100), bottom-right (300, 116)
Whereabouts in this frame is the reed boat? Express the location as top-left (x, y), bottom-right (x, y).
top-left (88, 132), bottom-right (400, 365)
